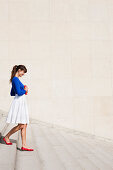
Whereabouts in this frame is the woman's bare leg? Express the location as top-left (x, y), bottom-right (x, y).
top-left (4, 124), bottom-right (21, 143)
top-left (20, 123), bottom-right (32, 149)
top-left (21, 124), bottom-right (27, 147)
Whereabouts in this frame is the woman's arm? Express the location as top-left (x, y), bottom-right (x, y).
top-left (13, 77), bottom-right (26, 96)
top-left (10, 87), bottom-right (15, 96)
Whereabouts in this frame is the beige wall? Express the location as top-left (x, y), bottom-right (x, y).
top-left (0, 0), bottom-right (113, 139)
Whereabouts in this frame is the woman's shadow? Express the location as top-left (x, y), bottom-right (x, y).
top-left (0, 136), bottom-right (28, 151)
top-left (0, 135), bottom-right (17, 144)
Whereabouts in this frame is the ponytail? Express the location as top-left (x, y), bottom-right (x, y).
top-left (9, 65), bottom-right (18, 83)
top-left (9, 64), bottom-right (27, 83)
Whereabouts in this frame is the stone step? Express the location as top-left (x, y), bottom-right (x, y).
top-left (0, 124), bottom-right (19, 170)
top-left (0, 116), bottom-right (9, 139)
top-left (15, 124), bottom-right (42, 170)
top-left (31, 123), bottom-right (68, 170)
top-left (39, 125), bottom-right (83, 170)
top-left (33, 123), bottom-right (113, 170)
top-left (1, 121), bottom-right (113, 170)
top-left (16, 123), bottom-right (67, 170)
top-left (56, 127), bottom-right (113, 170)
top-left (40, 125), bottom-right (100, 170)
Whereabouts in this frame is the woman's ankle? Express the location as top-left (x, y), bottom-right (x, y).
top-left (22, 144), bottom-right (27, 147)
top-left (5, 135), bottom-right (9, 139)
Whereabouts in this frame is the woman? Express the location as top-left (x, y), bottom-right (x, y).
top-left (3, 65), bottom-right (34, 151)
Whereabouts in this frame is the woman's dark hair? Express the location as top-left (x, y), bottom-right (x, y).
top-left (9, 65), bottom-right (27, 83)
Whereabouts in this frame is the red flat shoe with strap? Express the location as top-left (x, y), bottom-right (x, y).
top-left (21, 147), bottom-right (34, 151)
top-left (3, 137), bottom-right (12, 145)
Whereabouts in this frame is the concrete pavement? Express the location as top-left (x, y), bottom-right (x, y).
top-left (0, 115), bottom-right (113, 170)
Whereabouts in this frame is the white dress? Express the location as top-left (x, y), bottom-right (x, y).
top-left (6, 94), bottom-right (29, 124)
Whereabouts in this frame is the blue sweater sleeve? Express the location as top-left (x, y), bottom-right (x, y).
top-left (12, 77), bottom-right (26, 96)
top-left (10, 87), bottom-right (15, 96)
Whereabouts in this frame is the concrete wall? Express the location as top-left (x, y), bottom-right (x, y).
top-left (0, 0), bottom-right (113, 139)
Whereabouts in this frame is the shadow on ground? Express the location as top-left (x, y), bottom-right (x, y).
top-left (0, 136), bottom-right (17, 145)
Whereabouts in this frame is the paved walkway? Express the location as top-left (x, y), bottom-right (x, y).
top-left (15, 122), bottom-right (113, 170)
top-left (0, 113), bottom-right (113, 170)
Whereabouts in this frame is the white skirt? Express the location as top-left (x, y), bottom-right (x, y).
top-left (6, 94), bottom-right (29, 124)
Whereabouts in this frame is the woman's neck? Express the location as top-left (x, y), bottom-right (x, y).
top-left (15, 73), bottom-right (19, 78)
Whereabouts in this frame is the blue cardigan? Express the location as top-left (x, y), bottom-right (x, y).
top-left (10, 77), bottom-right (26, 96)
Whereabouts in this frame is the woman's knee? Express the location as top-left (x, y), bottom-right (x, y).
top-left (18, 124), bottom-right (27, 129)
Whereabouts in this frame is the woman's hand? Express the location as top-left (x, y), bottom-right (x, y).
top-left (24, 85), bottom-right (28, 94)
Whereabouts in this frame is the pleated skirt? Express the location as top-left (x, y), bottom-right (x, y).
top-left (6, 94), bottom-right (29, 124)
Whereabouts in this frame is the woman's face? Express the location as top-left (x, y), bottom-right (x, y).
top-left (18, 69), bottom-right (25, 77)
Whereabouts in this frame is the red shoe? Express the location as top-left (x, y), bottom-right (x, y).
top-left (21, 147), bottom-right (34, 151)
top-left (3, 137), bottom-right (12, 145)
